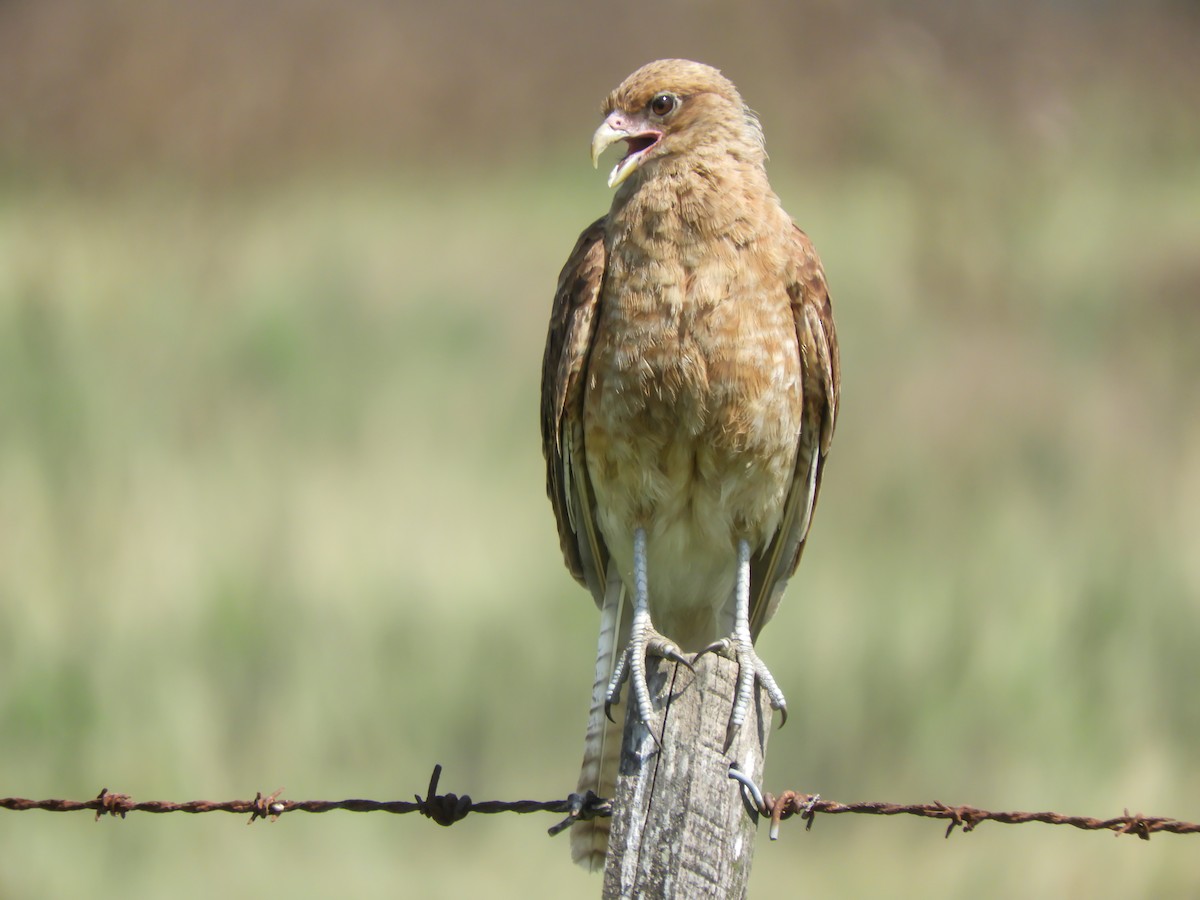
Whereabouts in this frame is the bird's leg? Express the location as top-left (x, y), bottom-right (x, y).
top-left (704, 538), bottom-right (788, 732)
top-left (605, 527), bottom-right (692, 726)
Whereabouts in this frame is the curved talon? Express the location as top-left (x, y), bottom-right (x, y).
top-left (697, 637), bottom-right (730, 660)
top-left (604, 647), bottom-right (631, 721)
top-left (648, 637), bottom-right (694, 671)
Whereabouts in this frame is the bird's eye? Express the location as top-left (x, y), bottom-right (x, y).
top-left (649, 93), bottom-right (678, 117)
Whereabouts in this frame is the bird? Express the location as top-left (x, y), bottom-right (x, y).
top-left (540, 59), bottom-right (840, 870)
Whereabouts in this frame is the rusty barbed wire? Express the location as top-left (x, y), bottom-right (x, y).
top-left (2, 763), bottom-right (1196, 842)
top-left (724, 770), bottom-right (1200, 842)
top-left (761, 792), bottom-right (1200, 840)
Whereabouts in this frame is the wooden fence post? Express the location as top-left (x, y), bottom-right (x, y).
top-left (601, 653), bottom-right (772, 899)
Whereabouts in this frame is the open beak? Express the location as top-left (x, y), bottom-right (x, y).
top-left (591, 113), bottom-right (663, 188)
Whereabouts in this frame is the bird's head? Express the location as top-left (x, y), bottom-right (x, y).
top-left (591, 59), bottom-right (766, 189)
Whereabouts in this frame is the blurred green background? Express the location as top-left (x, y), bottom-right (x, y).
top-left (2, 1), bottom-right (1198, 897)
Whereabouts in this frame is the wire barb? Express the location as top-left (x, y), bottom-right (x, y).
top-left (247, 789), bottom-right (286, 825)
top-left (94, 788), bottom-right (133, 821)
top-left (417, 765), bottom-right (472, 826)
top-left (547, 790), bottom-right (611, 837)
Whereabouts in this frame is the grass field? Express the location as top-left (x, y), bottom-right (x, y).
top-left (2, 31), bottom-right (1200, 898)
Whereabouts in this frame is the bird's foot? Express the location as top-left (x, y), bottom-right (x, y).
top-left (605, 606), bottom-right (692, 729)
top-left (701, 634), bottom-right (788, 733)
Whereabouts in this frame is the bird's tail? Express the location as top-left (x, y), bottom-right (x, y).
top-left (571, 562), bottom-right (628, 871)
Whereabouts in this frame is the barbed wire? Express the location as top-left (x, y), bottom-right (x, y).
top-left (731, 776), bottom-right (1200, 842)
top-left (2, 763), bottom-right (1196, 842)
top-left (0, 766), bottom-right (597, 828)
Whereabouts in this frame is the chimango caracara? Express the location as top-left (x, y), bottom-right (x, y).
top-left (541, 59), bottom-right (840, 869)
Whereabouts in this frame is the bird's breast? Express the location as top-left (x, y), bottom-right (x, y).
top-left (583, 240), bottom-right (803, 636)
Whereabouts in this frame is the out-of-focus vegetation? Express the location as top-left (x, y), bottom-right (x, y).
top-left (1, 1), bottom-right (1198, 897)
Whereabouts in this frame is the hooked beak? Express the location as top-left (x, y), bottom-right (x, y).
top-left (591, 113), bottom-right (663, 188)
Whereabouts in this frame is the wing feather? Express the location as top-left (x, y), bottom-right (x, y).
top-left (540, 217), bottom-right (611, 606)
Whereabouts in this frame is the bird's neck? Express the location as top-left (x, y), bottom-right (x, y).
top-left (608, 154), bottom-right (781, 249)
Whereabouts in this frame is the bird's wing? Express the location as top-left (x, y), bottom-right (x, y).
top-left (542, 218), bottom-right (628, 869)
top-left (749, 224), bottom-right (841, 638)
top-left (540, 216), bottom-right (611, 607)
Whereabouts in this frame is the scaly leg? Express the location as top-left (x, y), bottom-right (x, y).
top-left (605, 527), bottom-right (692, 726)
top-left (705, 538), bottom-right (788, 731)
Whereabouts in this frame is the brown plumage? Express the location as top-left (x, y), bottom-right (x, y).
top-left (540, 59), bottom-right (840, 870)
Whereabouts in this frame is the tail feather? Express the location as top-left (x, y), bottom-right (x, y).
top-left (571, 561), bottom-right (628, 871)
